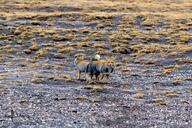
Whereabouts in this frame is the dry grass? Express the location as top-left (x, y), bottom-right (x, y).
top-left (0, 56), bottom-right (4, 62)
top-left (52, 53), bottom-right (65, 59)
top-left (29, 42), bottom-right (39, 51)
top-left (152, 98), bottom-right (168, 105)
top-left (162, 90), bottom-right (180, 97)
top-left (112, 46), bottom-right (131, 54)
top-left (176, 57), bottom-right (192, 64)
top-left (171, 79), bottom-right (182, 86)
top-left (121, 56), bottom-right (130, 63)
top-left (23, 49), bottom-right (33, 54)
top-left (75, 42), bottom-right (92, 48)
top-left (96, 48), bottom-right (112, 55)
top-left (180, 99), bottom-right (190, 104)
top-left (121, 67), bottom-right (131, 73)
top-left (0, 86), bottom-right (9, 93)
top-left (93, 43), bottom-right (108, 49)
top-left (35, 48), bottom-right (49, 57)
top-left (81, 85), bottom-right (104, 92)
top-left (58, 47), bottom-right (75, 53)
top-left (162, 65), bottom-right (180, 74)
top-left (60, 73), bottom-right (73, 82)
top-left (141, 16), bottom-right (159, 26)
top-left (135, 59), bottom-right (160, 65)
top-left (132, 93), bottom-right (145, 99)
top-left (75, 95), bottom-right (88, 100)
top-left (52, 34), bottom-right (73, 41)
top-left (18, 98), bottom-right (29, 104)
top-left (31, 77), bottom-right (44, 84)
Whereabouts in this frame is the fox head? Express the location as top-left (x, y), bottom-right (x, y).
top-left (107, 60), bottom-right (115, 67)
top-left (106, 57), bottom-right (115, 66)
top-left (106, 57), bottom-right (116, 73)
top-left (74, 54), bottom-right (85, 65)
top-left (76, 56), bottom-right (84, 61)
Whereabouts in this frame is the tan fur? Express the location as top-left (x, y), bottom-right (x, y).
top-left (93, 58), bottom-right (115, 81)
top-left (74, 55), bottom-right (90, 80)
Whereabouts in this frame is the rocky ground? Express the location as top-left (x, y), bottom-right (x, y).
top-left (0, 0), bottom-right (192, 127)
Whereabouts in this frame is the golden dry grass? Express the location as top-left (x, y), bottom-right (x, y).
top-left (81, 85), bottom-right (104, 92)
top-left (152, 98), bottom-right (168, 105)
top-left (132, 93), bottom-right (145, 99)
top-left (0, 0), bottom-right (191, 111)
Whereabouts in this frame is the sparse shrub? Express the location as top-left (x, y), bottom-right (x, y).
top-left (60, 73), bottom-right (73, 81)
top-left (35, 48), bottom-right (49, 57)
top-left (76, 42), bottom-right (92, 48)
top-left (96, 48), bottom-right (112, 55)
top-left (122, 56), bottom-right (130, 63)
top-left (18, 98), bottom-right (29, 104)
top-left (81, 85), bottom-right (104, 92)
top-left (132, 93), bottom-right (145, 99)
top-left (52, 34), bottom-right (72, 41)
top-left (162, 65), bottom-right (179, 74)
top-left (58, 47), bottom-right (75, 53)
top-left (151, 98), bottom-right (168, 105)
top-left (93, 43), bottom-right (108, 49)
top-left (31, 21), bottom-right (41, 25)
top-left (31, 78), bottom-right (44, 84)
top-left (29, 42), bottom-right (39, 51)
top-left (0, 86), bottom-right (9, 93)
top-left (162, 90), bottom-right (179, 97)
top-left (23, 49), bottom-right (32, 54)
top-left (171, 79), bottom-right (182, 86)
top-left (52, 53), bottom-right (65, 59)
top-left (0, 56), bottom-right (4, 62)
top-left (176, 57), bottom-right (192, 64)
top-left (75, 95), bottom-right (88, 100)
top-left (112, 46), bottom-right (132, 54)
top-left (121, 67), bottom-right (131, 73)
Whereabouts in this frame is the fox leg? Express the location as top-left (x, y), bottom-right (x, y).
top-left (96, 73), bottom-right (103, 81)
top-left (90, 74), bottom-right (94, 80)
top-left (95, 75), bottom-right (99, 81)
top-left (85, 73), bottom-right (91, 81)
top-left (106, 74), bottom-right (110, 81)
top-left (77, 71), bottom-right (81, 80)
top-left (95, 73), bottom-right (100, 81)
top-left (100, 74), bottom-right (104, 80)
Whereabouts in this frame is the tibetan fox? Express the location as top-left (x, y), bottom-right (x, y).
top-left (74, 54), bottom-right (90, 80)
top-left (74, 54), bottom-right (115, 81)
top-left (92, 58), bottom-right (115, 81)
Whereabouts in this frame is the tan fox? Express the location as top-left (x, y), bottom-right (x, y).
top-left (74, 54), bottom-right (89, 80)
top-left (93, 58), bottom-right (115, 81)
top-left (85, 56), bottom-right (115, 81)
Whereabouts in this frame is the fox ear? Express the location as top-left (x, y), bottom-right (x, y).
top-left (104, 56), bottom-right (108, 60)
top-left (112, 57), bottom-right (115, 60)
top-left (111, 56), bottom-right (116, 61)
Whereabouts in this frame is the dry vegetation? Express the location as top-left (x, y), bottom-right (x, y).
top-left (0, 0), bottom-right (192, 127)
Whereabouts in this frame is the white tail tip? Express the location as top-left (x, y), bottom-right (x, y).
top-left (94, 54), bottom-right (101, 60)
